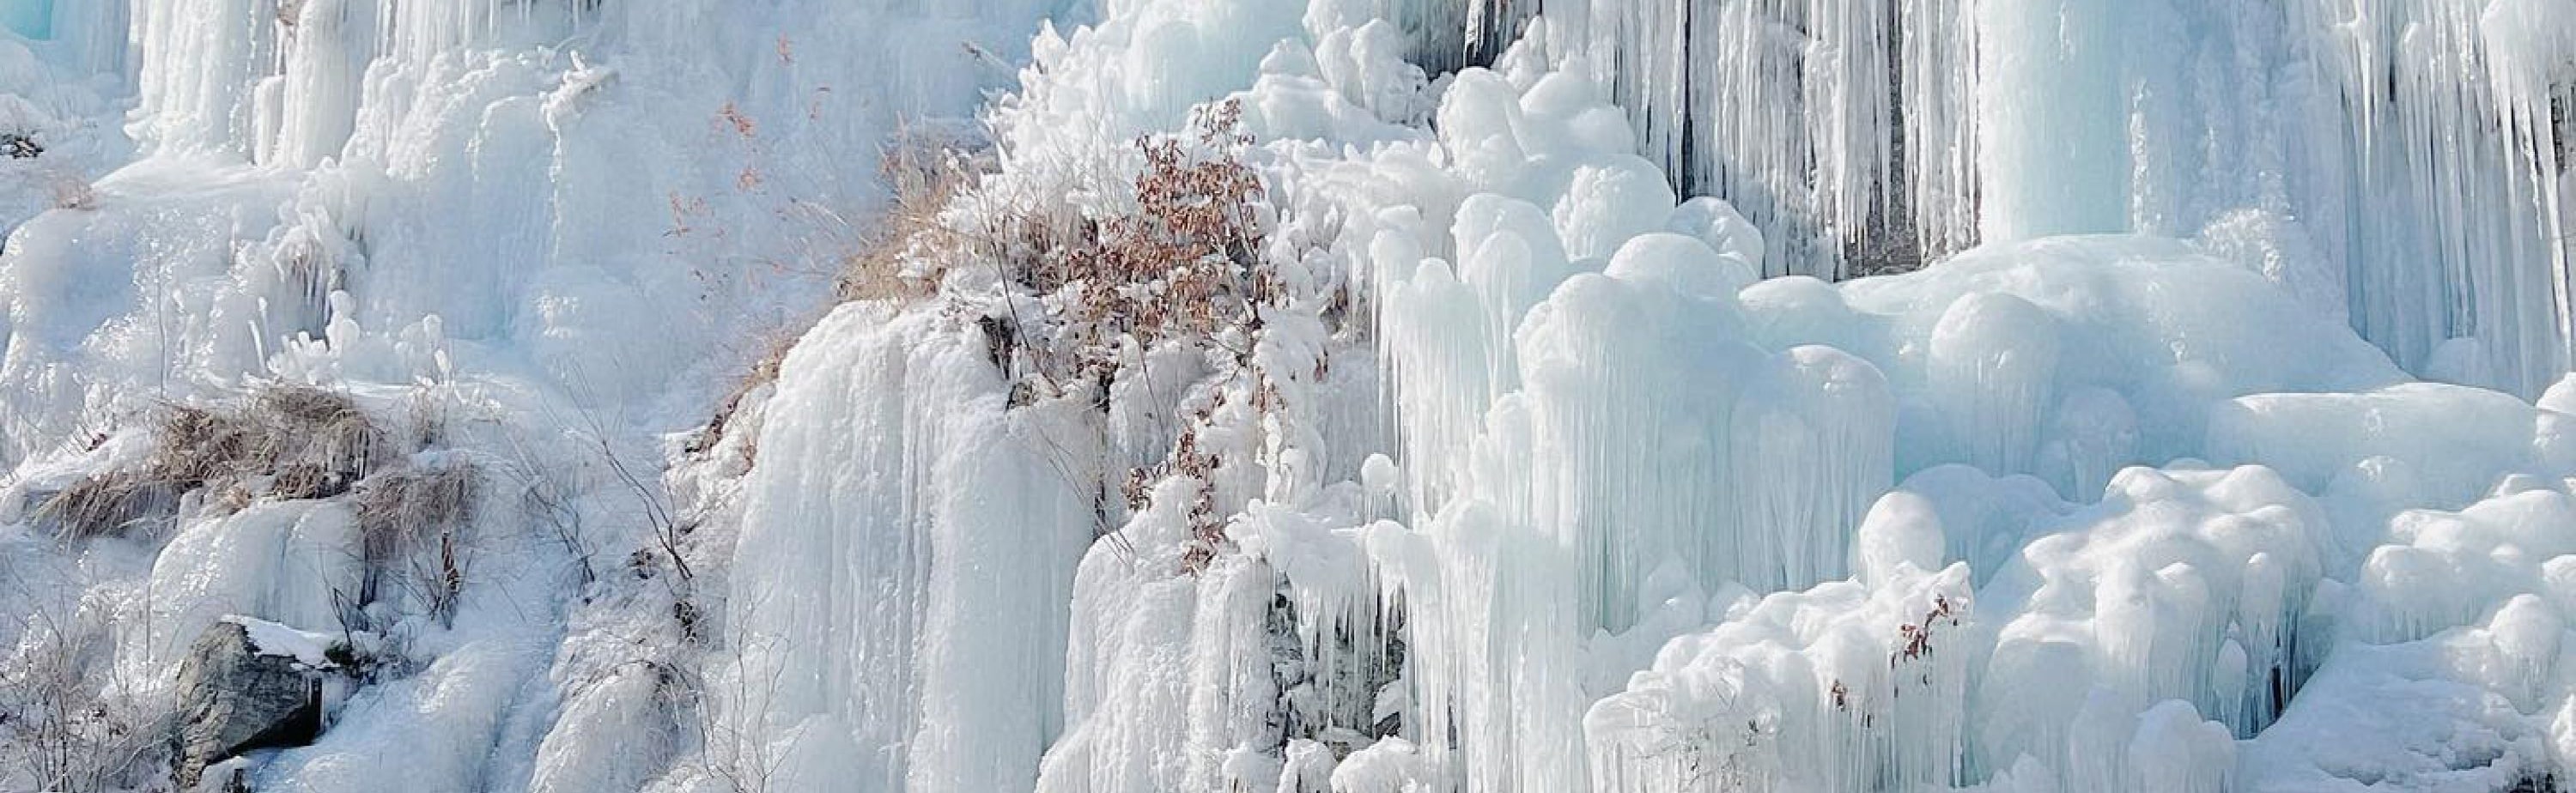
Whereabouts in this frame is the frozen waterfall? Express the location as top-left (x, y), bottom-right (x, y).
top-left (6, 0), bottom-right (2576, 792)
top-left (1368, 0), bottom-right (2576, 397)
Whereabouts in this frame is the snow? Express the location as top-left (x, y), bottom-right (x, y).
top-left (224, 614), bottom-right (340, 669)
top-left (0, 0), bottom-right (1083, 790)
top-left (6, 0), bottom-right (2576, 792)
top-left (253, 639), bottom-right (545, 793)
top-left (2244, 597), bottom-right (2568, 791)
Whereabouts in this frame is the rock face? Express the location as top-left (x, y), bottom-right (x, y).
top-left (173, 620), bottom-right (325, 789)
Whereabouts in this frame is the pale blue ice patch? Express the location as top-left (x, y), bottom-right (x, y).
top-left (0, 0), bottom-right (51, 39)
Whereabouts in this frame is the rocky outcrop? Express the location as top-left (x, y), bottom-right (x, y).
top-left (172, 620), bottom-right (328, 790)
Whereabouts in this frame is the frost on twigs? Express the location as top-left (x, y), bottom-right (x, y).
top-left (0, 611), bottom-right (167, 793)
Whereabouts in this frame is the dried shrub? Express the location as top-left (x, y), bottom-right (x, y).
top-left (1042, 100), bottom-right (1273, 370)
top-left (353, 459), bottom-right (480, 626)
top-left (934, 98), bottom-right (1277, 409)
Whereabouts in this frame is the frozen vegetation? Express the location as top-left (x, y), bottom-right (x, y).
top-left (0, 0), bottom-right (2573, 792)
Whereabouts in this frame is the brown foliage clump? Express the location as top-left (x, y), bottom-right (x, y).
top-left (1047, 100), bottom-right (1274, 366)
top-left (153, 386), bottom-right (379, 494)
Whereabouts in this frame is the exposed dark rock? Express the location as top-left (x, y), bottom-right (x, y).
top-left (2, 131), bottom-right (41, 160)
top-left (171, 620), bottom-right (330, 790)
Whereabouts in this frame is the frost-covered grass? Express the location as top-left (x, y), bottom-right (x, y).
top-left (0, 595), bottom-right (167, 793)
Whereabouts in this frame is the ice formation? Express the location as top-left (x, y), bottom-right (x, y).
top-left (718, 304), bottom-right (1092, 792)
top-left (4, 0), bottom-right (2576, 792)
top-left (1409, 0), bottom-right (2576, 400)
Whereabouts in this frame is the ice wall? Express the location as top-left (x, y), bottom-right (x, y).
top-left (0, 0), bottom-right (46, 39)
top-left (1437, 0), bottom-right (1985, 281)
top-left (720, 304), bottom-right (1091, 792)
top-left (1295, 21), bottom-right (2572, 787)
top-left (2, 0), bottom-right (129, 74)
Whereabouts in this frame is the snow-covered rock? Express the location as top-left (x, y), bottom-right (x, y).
top-left (174, 619), bottom-right (333, 789)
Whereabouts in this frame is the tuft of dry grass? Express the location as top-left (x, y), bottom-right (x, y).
top-left (270, 462), bottom-right (339, 501)
top-left (835, 124), bottom-right (988, 303)
top-left (354, 462), bottom-right (477, 561)
top-left (38, 385), bottom-right (385, 542)
top-left (692, 330), bottom-right (799, 462)
top-left (353, 458), bottom-right (480, 624)
top-left (149, 386), bottom-right (379, 493)
top-left (252, 385), bottom-right (380, 479)
top-left (34, 470), bottom-right (180, 542)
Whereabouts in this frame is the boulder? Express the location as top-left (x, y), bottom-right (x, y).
top-left (172, 620), bottom-right (329, 789)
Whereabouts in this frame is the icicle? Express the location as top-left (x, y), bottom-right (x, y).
top-left (131, 0), bottom-right (287, 154)
top-left (1927, 292), bottom-right (2058, 478)
top-left (269, 0), bottom-right (374, 166)
top-left (1730, 345), bottom-right (1894, 591)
